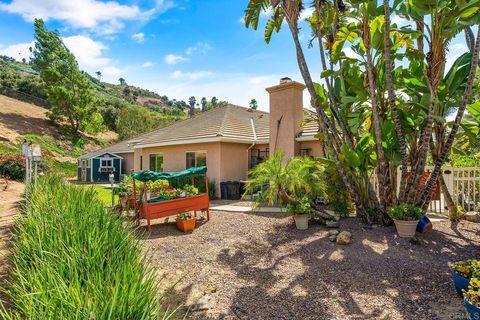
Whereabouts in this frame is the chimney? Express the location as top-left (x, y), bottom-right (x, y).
top-left (266, 78), bottom-right (306, 161)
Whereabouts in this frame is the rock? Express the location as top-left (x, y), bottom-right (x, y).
top-left (329, 235), bottom-right (337, 242)
top-left (326, 220), bottom-right (340, 228)
top-left (328, 229), bottom-right (339, 236)
top-left (190, 294), bottom-right (211, 311)
top-left (464, 211), bottom-right (480, 223)
top-left (336, 231), bottom-right (352, 245)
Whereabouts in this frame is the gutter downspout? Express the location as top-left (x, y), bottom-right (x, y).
top-left (247, 117), bottom-right (257, 168)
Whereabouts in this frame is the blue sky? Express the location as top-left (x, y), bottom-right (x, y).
top-left (0, 0), bottom-right (472, 111)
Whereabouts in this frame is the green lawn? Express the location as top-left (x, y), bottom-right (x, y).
top-left (89, 185), bottom-right (119, 206)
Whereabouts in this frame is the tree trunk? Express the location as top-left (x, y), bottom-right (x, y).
top-left (363, 15), bottom-right (392, 218)
top-left (417, 27), bottom-right (480, 208)
top-left (438, 174), bottom-right (458, 219)
top-left (282, 8), bottom-right (370, 222)
top-left (383, 0), bottom-right (408, 204)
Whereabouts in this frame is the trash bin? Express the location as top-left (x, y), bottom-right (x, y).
top-left (227, 181), bottom-right (241, 200)
top-left (220, 182), bottom-right (228, 200)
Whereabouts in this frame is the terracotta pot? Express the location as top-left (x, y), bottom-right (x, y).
top-left (294, 214), bottom-right (309, 230)
top-left (176, 217), bottom-right (196, 232)
top-left (393, 219), bottom-right (419, 238)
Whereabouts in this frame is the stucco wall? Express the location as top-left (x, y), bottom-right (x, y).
top-left (219, 142), bottom-right (249, 182)
top-left (117, 152), bottom-right (134, 174)
top-left (137, 142), bottom-right (223, 196)
top-left (299, 140), bottom-right (325, 158)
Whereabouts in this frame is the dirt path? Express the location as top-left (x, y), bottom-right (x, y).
top-left (143, 211), bottom-right (479, 320)
top-left (0, 179), bottom-right (24, 306)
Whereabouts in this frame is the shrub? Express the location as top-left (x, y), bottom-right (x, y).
top-left (1, 175), bottom-right (174, 319)
top-left (0, 155), bottom-right (25, 180)
top-left (388, 204), bottom-right (424, 221)
top-left (319, 159), bottom-right (354, 216)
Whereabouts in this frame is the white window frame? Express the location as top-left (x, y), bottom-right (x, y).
top-left (149, 153), bottom-right (164, 172)
top-left (185, 151), bottom-right (207, 169)
top-left (99, 158), bottom-right (114, 168)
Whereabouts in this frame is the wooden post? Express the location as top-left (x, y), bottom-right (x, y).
top-left (205, 173), bottom-right (210, 221)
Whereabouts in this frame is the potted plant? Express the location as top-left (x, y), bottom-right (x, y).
top-left (176, 212), bottom-right (196, 232)
top-left (388, 204), bottom-right (423, 238)
top-left (287, 196), bottom-right (312, 230)
top-left (243, 151), bottom-right (324, 230)
top-left (464, 277), bottom-right (480, 319)
top-left (451, 260), bottom-right (480, 296)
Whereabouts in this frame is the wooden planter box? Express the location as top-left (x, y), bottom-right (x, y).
top-left (176, 217), bottom-right (197, 232)
top-left (139, 193), bottom-right (210, 230)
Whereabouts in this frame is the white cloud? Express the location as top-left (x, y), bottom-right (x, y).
top-left (343, 47), bottom-right (361, 60)
top-left (299, 7), bottom-right (314, 20)
top-left (0, 0), bottom-right (166, 34)
top-left (132, 32), bottom-right (145, 43)
top-left (0, 41), bottom-right (33, 61)
top-left (445, 43), bottom-right (469, 72)
top-left (0, 35), bottom-right (123, 82)
top-left (391, 14), bottom-right (413, 28)
top-left (142, 61), bottom-right (155, 68)
top-left (164, 54), bottom-right (188, 65)
top-left (171, 70), bottom-right (212, 80)
top-left (186, 42), bottom-right (211, 55)
top-left (260, 7), bottom-right (272, 17)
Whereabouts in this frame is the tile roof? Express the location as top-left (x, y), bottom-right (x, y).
top-left (137, 104), bottom-right (270, 147)
top-left (80, 104), bottom-right (319, 157)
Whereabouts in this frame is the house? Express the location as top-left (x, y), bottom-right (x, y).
top-left (78, 78), bottom-right (325, 194)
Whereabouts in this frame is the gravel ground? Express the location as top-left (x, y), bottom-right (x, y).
top-left (142, 211), bottom-right (479, 320)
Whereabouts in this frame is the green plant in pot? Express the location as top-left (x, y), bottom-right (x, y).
top-left (451, 260), bottom-right (480, 296)
top-left (244, 151), bottom-right (324, 230)
top-left (287, 196), bottom-right (312, 230)
top-left (388, 204), bottom-right (423, 238)
top-left (463, 277), bottom-right (480, 319)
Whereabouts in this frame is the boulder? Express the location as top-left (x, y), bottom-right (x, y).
top-left (464, 212), bottom-right (480, 223)
top-left (326, 220), bottom-right (340, 228)
top-left (328, 229), bottom-right (339, 236)
top-left (336, 231), bottom-right (352, 245)
top-left (328, 235), bottom-right (337, 242)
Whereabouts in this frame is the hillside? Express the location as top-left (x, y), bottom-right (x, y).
top-left (0, 94), bottom-right (117, 175)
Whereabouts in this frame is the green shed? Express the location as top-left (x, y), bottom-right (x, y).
top-left (77, 152), bottom-right (123, 183)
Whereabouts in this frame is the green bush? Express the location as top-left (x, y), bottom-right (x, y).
top-left (1, 175), bottom-right (174, 319)
top-left (320, 159), bottom-right (354, 216)
top-left (0, 155), bottom-right (25, 180)
top-left (388, 204), bottom-right (424, 221)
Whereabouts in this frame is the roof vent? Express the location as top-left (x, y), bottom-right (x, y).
top-left (280, 77), bottom-right (292, 84)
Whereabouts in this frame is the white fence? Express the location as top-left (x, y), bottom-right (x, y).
top-left (372, 167), bottom-right (480, 215)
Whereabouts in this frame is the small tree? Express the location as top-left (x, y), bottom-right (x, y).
top-left (201, 97), bottom-right (207, 112)
top-left (188, 96), bottom-right (196, 117)
top-left (249, 98), bottom-right (258, 110)
top-left (95, 71), bottom-right (102, 81)
top-left (118, 77), bottom-right (126, 86)
top-left (32, 19), bottom-right (96, 135)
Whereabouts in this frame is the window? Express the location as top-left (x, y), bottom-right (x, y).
top-left (149, 154), bottom-right (164, 172)
top-left (300, 148), bottom-right (311, 157)
top-left (78, 159), bottom-right (90, 168)
top-left (100, 159), bottom-right (113, 168)
top-left (186, 151), bottom-right (207, 168)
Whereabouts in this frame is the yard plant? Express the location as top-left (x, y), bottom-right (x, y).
top-left (1, 175), bottom-right (174, 319)
top-left (388, 204), bottom-right (424, 221)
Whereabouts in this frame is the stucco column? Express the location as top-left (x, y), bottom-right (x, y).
top-left (266, 78), bottom-right (306, 161)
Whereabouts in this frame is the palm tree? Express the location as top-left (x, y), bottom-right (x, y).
top-left (95, 71), bottom-right (102, 81)
top-left (118, 77), bottom-right (125, 86)
top-left (201, 97), bottom-right (207, 112)
top-left (210, 96), bottom-right (218, 108)
top-left (188, 96), bottom-right (196, 117)
top-left (249, 99), bottom-right (258, 110)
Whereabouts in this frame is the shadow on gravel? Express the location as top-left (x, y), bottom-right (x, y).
top-left (215, 218), bottom-right (478, 320)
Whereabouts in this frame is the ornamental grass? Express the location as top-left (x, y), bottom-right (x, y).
top-left (1, 175), bottom-right (175, 319)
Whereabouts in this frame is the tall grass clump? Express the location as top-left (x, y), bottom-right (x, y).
top-left (1, 175), bottom-right (173, 319)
